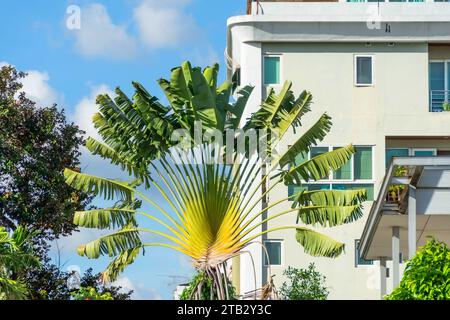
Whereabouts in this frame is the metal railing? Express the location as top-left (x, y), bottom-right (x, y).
top-left (429, 90), bottom-right (450, 112)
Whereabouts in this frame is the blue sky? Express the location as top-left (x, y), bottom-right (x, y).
top-left (0, 0), bottom-right (246, 299)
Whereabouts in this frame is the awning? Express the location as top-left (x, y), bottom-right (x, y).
top-left (360, 156), bottom-right (450, 261)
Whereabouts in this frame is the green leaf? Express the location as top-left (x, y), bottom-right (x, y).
top-left (293, 189), bottom-right (367, 226)
top-left (85, 138), bottom-right (151, 186)
top-left (274, 90), bottom-right (313, 141)
top-left (102, 247), bottom-right (141, 282)
top-left (74, 208), bottom-right (137, 229)
top-left (297, 205), bottom-right (363, 227)
top-left (278, 113), bottom-right (332, 168)
top-left (64, 168), bottom-right (135, 202)
top-left (0, 277), bottom-right (28, 300)
top-left (296, 228), bottom-right (345, 258)
top-left (77, 229), bottom-right (142, 259)
top-left (295, 189), bottom-right (367, 207)
top-left (245, 81), bottom-right (293, 129)
top-left (225, 85), bottom-right (254, 130)
top-left (282, 145), bottom-right (355, 184)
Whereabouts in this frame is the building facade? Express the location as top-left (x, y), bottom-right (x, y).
top-left (227, 0), bottom-right (450, 299)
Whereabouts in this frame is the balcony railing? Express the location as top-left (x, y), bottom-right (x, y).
top-left (429, 90), bottom-right (450, 112)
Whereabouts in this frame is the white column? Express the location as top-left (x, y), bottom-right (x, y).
top-left (379, 258), bottom-right (387, 299)
top-left (392, 226), bottom-right (400, 288)
top-left (238, 41), bottom-right (263, 297)
top-left (408, 186), bottom-right (417, 260)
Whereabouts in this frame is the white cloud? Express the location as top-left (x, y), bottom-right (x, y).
top-left (113, 277), bottom-right (163, 300)
top-left (67, 1), bottom-right (205, 57)
top-left (72, 84), bottom-right (113, 141)
top-left (113, 277), bottom-right (139, 297)
top-left (52, 228), bottom-right (107, 255)
top-left (71, 85), bottom-right (131, 179)
top-left (133, 0), bottom-right (199, 49)
top-left (1, 61), bottom-right (61, 107)
top-left (72, 4), bottom-right (137, 59)
top-left (188, 45), bottom-right (221, 68)
top-left (20, 70), bottom-right (61, 106)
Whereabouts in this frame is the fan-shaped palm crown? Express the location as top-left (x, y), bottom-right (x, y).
top-left (64, 61), bottom-right (366, 283)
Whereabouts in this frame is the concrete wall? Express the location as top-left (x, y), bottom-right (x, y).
top-left (233, 41), bottom-right (450, 299)
top-left (228, 4), bottom-right (450, 298)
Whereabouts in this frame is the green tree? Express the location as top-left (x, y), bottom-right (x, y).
top-left (386, 238), bottom-right (450, 300)
top-left (279, 264), bottom-right (329, 300)
top-left (24, 265), bottom-right (133, 300)
top-left (64, 61), bottom-right (366, 299)
top-left (0, 226), bottom-right (39, 300)
top-left (71, 286), bottom-right (114, 300)
top-left (0, 65), bottom-right (93, 258)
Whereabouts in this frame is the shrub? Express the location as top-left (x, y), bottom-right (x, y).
top-left (279, 264), bottom-right (329, 300)
top-left (179, 271), bottom-right (237, 300)
top-left (385, 238), bottom-right (450, 300)
top-left (71, 286), bottom-right (114, 300)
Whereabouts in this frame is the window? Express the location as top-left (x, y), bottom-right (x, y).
top-left (437, 150), bottom-right (450, 156)
top-left (334, 147), bottom-right (352, 180)
top-left (429, 61), bottom-right (450, 111)
top-left (232, 67), bottom-right (241, 88)
top-left (412, 149), bottom-right (436, 157)
top-left (355, 240), bottom-right (373, 267)
top-left (386, 148), bottom-right (438, 167)
top-left (355, 55), bottom-right (373, 86)
top-left (310, 147), bottom-right (328, 160)
top-left (386, 148), bottom-right (409, 167)
top-left (354, 147), bottom-right (373, 180)
top-left (263, 56), bottom-right (280, 85)
top-left (263, 240), bottom-right (282, 266)
top-left (288, 146), bottom-right (375, 201)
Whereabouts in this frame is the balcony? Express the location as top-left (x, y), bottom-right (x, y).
top-left (429, 90), bottom-right (450, 112)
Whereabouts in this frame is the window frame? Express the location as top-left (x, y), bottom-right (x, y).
top-left (411, 148), bottom-right (437, 157)
top-left (263, 239), bottom-right (284, 267)
top-left (385, 148), bottom-right (409, 167)
top-left (263, 54), bottom-right (282, 87)
top-left (354, 54), bottom-right (375, 87)
top-left (429, 59), bottom-right (449, 94)
top-left (333, 146), bottom-right (354, 181)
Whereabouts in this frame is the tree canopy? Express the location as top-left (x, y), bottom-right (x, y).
top-left (0, 65), bottom-right (93, 257)
top-left (386, 238), bottom-right (450, 300)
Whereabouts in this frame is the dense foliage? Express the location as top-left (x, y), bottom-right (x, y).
top-left (71, 287), bottom-right (114, 300)
top-left (0, 226), bottom-right (39, 299)
top-left (24, 265), bottom-right (132, 300)
top-left (179, 271), bottom-right (237, 300)
top-left (0, 65), bottom-right (92, 257)
top-left (386, 239), bottom-right (450, 300)
top-left (279, 264), bottom-right (329, 300)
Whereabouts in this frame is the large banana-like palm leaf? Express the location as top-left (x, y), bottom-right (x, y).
top-left (65, 62), bottom-right (367, 289)
top-left (0, 226), bottom-right (39, 300)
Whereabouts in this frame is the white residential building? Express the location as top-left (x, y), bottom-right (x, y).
top-left (227, 0), bottom-right (450, 299)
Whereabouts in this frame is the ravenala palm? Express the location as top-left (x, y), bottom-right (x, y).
top-left (64, 61), bottom-right (366, 299)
